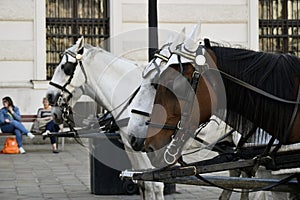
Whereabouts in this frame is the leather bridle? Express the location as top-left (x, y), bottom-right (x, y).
top-left (146, 44), bottom-right (208, 165)
top-left (49, 50), bottom-right (87, 106)
top-left (130, 43), bottom-right (172, 118)
top-left (48, 50), bottom-right (88, 133)
top-left (147, 42), bottom-right (300, 165)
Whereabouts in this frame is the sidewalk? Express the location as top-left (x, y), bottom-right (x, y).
top-left (0, 143), bottom-right (231, 200)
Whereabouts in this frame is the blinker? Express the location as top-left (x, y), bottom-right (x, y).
top-left (62, 62), bottom-right (77, 76)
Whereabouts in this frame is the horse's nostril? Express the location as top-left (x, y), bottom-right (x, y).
top-left (46, 93), bottom-right (59, 106)
top-left (130, 135), bottom-right (141, 151)
top-left (130, 135), bottom-right (136, 145)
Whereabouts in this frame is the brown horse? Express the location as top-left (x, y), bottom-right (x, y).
top-left (144, 37), bottom-right (300, 179)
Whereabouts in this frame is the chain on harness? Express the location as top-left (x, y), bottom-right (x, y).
top-left (146, 43), bottom-right (209, 165)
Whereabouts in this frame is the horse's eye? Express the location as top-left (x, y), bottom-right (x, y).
top-left (62, 62), bottom-right (76, 76)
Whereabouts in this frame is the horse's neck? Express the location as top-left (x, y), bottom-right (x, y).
top-left (83, 50), bottom-right (142, 118)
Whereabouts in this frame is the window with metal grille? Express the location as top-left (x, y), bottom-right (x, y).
top-left (259, 0), bottom-right (300, 56)
top-left (46, 0), bottom-right (110, 80)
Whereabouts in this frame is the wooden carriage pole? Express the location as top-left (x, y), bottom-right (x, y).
top-left (148, 0), bottom-right (158, 61)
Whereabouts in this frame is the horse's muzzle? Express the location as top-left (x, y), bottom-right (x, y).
top-left (129, 135), bottom-right (145, 152)
top-left (46, 92), bottom-right (60, 106)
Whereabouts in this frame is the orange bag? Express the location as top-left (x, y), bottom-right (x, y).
top-left (1, 137), bottom-right (19, 154)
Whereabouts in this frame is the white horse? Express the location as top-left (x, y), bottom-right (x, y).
top-left (128, 29), bottom-right (186, 151)
top-left (46, 37), bottom-right (168, 200)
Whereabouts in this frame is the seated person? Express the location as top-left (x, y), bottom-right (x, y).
top-left (32, 97), bottom-right (61, 153)
top-left (0, 96), bottom-right (35, 154)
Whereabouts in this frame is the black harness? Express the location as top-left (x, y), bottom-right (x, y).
top-left (146, 40), bottom-right (300, 193)
top-left (147, 45), bottom-right (207, 164)
top-left (147, 41), bottom-right (300, 166)
top-left (50, 46), bottom-right (172, 134)
top-left (49, 51), bottom-right (87, 104)
top-left (131, 44), bottom-right (172, 118)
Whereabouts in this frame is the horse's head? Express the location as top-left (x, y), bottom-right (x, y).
top-left (128, 29), bottom-right (186, 151)
top-left (143, 24), bottom-right (221, 168)
top-left (46, 37), bottom-right (87, 123)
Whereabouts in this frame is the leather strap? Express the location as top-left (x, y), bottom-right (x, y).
top-left (131, 109), bottom-right (151, 117)
top-left (213, 69), bottom-right (300, 105)
top-left (146, 121), bottom-right (177, 130)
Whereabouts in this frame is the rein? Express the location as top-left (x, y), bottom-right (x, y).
top-left (109, 86), bottom-right (141, 128)
top-left (94, 86), bottom-right (141, 133)
top-left (216, 69), bottom-right (300, 105)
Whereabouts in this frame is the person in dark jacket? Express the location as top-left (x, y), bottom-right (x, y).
top-left (0, 96), bottom-right (35, 153)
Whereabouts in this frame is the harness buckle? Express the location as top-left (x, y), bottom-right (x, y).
top-left (201, 63), bottom-right (209, 71)
top-left (192, 70), bottom-right (200, 79)
top-left (177, 121), bottom-right (183, 130)
top-left (76, 54), bottom-right (83, 60)
top-left (57, 96), bottom-right (65, 107)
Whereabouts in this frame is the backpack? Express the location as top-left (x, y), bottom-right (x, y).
top-left (1, 137), bottom-right (19, 154)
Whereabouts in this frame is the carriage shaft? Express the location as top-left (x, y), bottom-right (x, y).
top-left (162, 175), bottom-right (299, 193)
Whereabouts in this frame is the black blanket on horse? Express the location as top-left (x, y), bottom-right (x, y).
top-left (211, 46), bottom-right (300, 143)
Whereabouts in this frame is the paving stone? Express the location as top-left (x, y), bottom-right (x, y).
top-left (0, 144), bottom-right (249, 200)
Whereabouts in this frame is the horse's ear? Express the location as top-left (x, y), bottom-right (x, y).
top-left (169, 27), bottom-right (186, 52)
top-left (166, 34), bottom-right (174, 44)
top-left (184, 21), bottom-right (202, 52)
top-left (76, 36), bottom-right (84, 54)
top-left (204, 38), bottom-right (212, 49)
